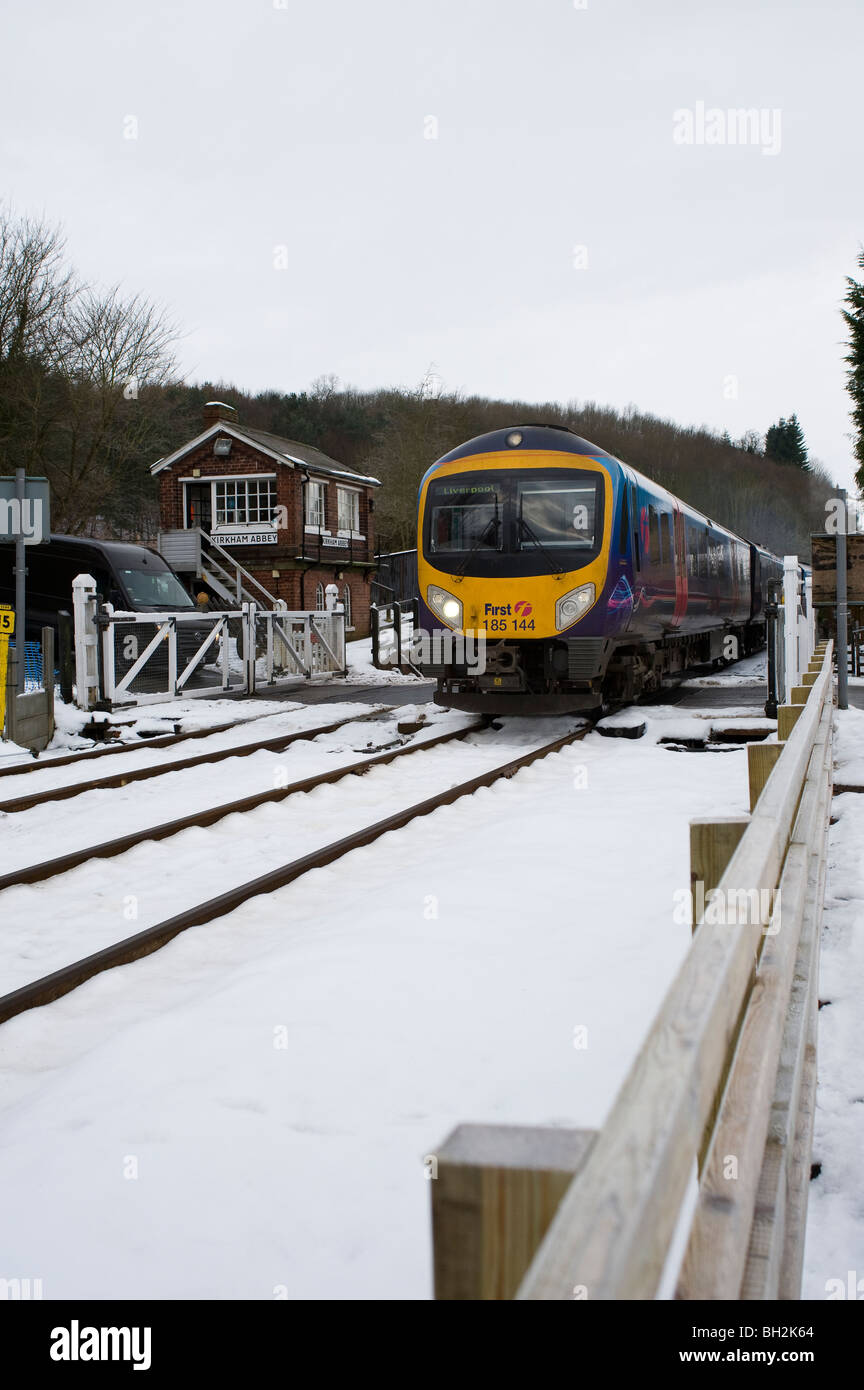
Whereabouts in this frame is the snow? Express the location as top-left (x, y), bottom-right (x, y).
top-left (0, 687), bottom-right (754, 1299)
top-left (332, 635), bottom-right (425, 687)
top-left (802, 706), bottom-right (864, 1298)
top-left (682, 650), bottom-right (768, 686)
top-left (0, 700), bottom-right (391, 808)
top-left (2, 647), bottom-right (853, 1301)
top-left (0, 635), bottom-right (421, 773)
top-left (0, 693), bottom-right (303, 770)
top-left (0, 705), bottom-right (485, 990)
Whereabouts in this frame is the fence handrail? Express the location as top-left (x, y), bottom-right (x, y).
top-left (196, 527), bottom-right (281, 609)
top-left (513, 642), bottom-right (832, 1300)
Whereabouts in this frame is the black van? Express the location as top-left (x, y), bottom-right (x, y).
top-left (0, 534), bottom-right (200, 637)
top-left (0, 535), bottom-right (224, 695)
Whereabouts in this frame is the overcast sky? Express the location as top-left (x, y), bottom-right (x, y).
top-left (3, 0), bottom-right (862, 490)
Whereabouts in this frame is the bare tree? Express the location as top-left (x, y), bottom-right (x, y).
top-left (0, 208), bottom-right (73, 367)
top-left (0, 206), bottom-right (179, 530)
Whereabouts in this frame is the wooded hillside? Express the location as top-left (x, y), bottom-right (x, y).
top-left (0, 209), bottom-right (835, 559)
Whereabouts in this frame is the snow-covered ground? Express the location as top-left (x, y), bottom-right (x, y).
top-left (0, 700), bottom-right (391, 808)
top-left (0, 679), bottom-right (762, 1299)
top-left (0, 708), bottom-right (544, 992)
top-left (682, 649), bottom-right (768, 686)
top-left (802, 705), bottom-right (864, 1299)
top-left (0, 635), bottom-right (425, 770)
top-left (0, 694), bottom-right (300, 766)
top-left (329, 633), bottom-right (424, 688)
top-left (5, 648), bottom-right (854, 1302)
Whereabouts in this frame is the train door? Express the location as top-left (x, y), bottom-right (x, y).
top-left (630, 482), bottom-right (641, 573)
top-left (672, 503), bottom-right (687, 626)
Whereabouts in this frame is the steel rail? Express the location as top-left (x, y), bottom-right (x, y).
top-left (0, 683), bottom-right (415, 781)
top-left (0, 725), bottom-right (588, 1026)
top-left (0, 709), bottom-right (316, 779)
top-left (0, 719), bottom-right (486, 891)
top-left (0, 707), bottom-right (394, 814)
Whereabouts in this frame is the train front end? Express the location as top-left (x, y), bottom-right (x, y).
top-left (416, 426), bottom-right (625, 713)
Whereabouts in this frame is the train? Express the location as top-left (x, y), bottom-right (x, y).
top-left (415, 423), bottom-right (785, 712)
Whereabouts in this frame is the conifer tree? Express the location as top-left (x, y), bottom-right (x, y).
top-left (765, 413), bottom-right (808, 469)
top-left (841, 249), bottom-right (864, 490)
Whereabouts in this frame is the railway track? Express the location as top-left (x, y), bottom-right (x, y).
top-left (0, 717), bottom-right (487, 890)
top-left (0, 705), bottom-right (395, 813)
top-left (0, 682), bottom-right (411, 782)
top-left (0, 708), bottom-right (305, 780)
top-left (0, 723), bottom-right (589, 1027)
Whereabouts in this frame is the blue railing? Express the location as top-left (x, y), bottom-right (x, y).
top-left (7, 640), bottom-right (46, 692)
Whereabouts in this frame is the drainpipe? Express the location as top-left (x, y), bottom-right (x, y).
top-left (299, 469), bottom-right (310, 610)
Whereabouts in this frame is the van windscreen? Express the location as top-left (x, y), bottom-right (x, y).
top-left (117, 566), bottom-right (195, 608)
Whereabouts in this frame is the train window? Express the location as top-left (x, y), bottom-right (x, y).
top-left (630, 484), bottom-right (640, 569)
top-left (649, 508), bottom-right (662, 565)
top-left (619, 489), bottom-right (629, 551)
top-left (516, 479), bottom-right (598, 549)
top-left (428, 482), bottom-right (504, 554)
top-left (666, 514), bottom-right (675, 565)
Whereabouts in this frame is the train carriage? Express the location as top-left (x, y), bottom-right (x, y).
top-left (416, 424), bottom-right (781, 712)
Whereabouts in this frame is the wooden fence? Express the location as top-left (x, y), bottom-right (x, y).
top-left (430, 641), bottom-right (834, 1300)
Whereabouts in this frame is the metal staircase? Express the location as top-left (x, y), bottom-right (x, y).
top-left (157, 528), bottom-right (280, 609)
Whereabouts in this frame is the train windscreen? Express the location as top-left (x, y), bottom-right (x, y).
top-left (428, 482), bottom-right (504, 555)
top-left (424, 468), bottom-right (604, 577)
top-left (516, 478), bottom-right (598, 551)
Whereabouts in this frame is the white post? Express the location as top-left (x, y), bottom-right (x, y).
top-left (783, 555), bottom-right (799, 702)
top-left (335, 601), bottom-right (346, 672)
top-left (220, 616), bottom-right (231, 690)
top-left (242, 602), bottom-right (256, 694)
top-left (164, 617), bottom-right (176, 695)
top-left (273, 598), bottom-right (288, 673)
top-left (324, 585), bottom-right (341, 673)
top-left (800, 572), bottom-right (812, 670)
top-left (72, 574), bottom-right (100, 710)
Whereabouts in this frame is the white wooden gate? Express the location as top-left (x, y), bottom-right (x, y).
top-left (73, 577), bottom-right (347, 709)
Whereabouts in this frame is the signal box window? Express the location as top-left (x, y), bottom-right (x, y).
top-left (214, 478), bottom-right (277, 526)
top-left (305, 481), bottom-right (326, 529)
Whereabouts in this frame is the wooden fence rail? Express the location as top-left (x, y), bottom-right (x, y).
top-left (430, 642), bottom-right (833, 1300)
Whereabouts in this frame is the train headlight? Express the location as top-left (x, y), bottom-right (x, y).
top-left (555, 583), bottom-right (595, 630)
top-left (427, 585), bottom-right (463, 628)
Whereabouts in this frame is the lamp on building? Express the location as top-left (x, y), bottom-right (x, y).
top-left (213, 438), bottom-right (232, 457)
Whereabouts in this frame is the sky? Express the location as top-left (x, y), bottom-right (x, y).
top-left (2, 0), bottom-right (862, 492)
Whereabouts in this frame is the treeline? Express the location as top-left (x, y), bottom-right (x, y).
top-left (0, 207), bottom-right (837, 558)
top-left (50, 373), bottom-right (832, 560)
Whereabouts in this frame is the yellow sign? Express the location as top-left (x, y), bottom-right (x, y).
top-left (0, 604), bottom-right (13, 737)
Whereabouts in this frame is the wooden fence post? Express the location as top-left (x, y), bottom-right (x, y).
top-left (778, 704), bottom-right (804, 741)
top-left (748, 742), bottom-right (782, 811)
top-left (689, 817), bottom-right (750, 931)
top-left (431, 1125), bottom-right (596, 1300)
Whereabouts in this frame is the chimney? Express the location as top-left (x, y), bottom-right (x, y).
top-left (203, 400), bottom-right (237, 429)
